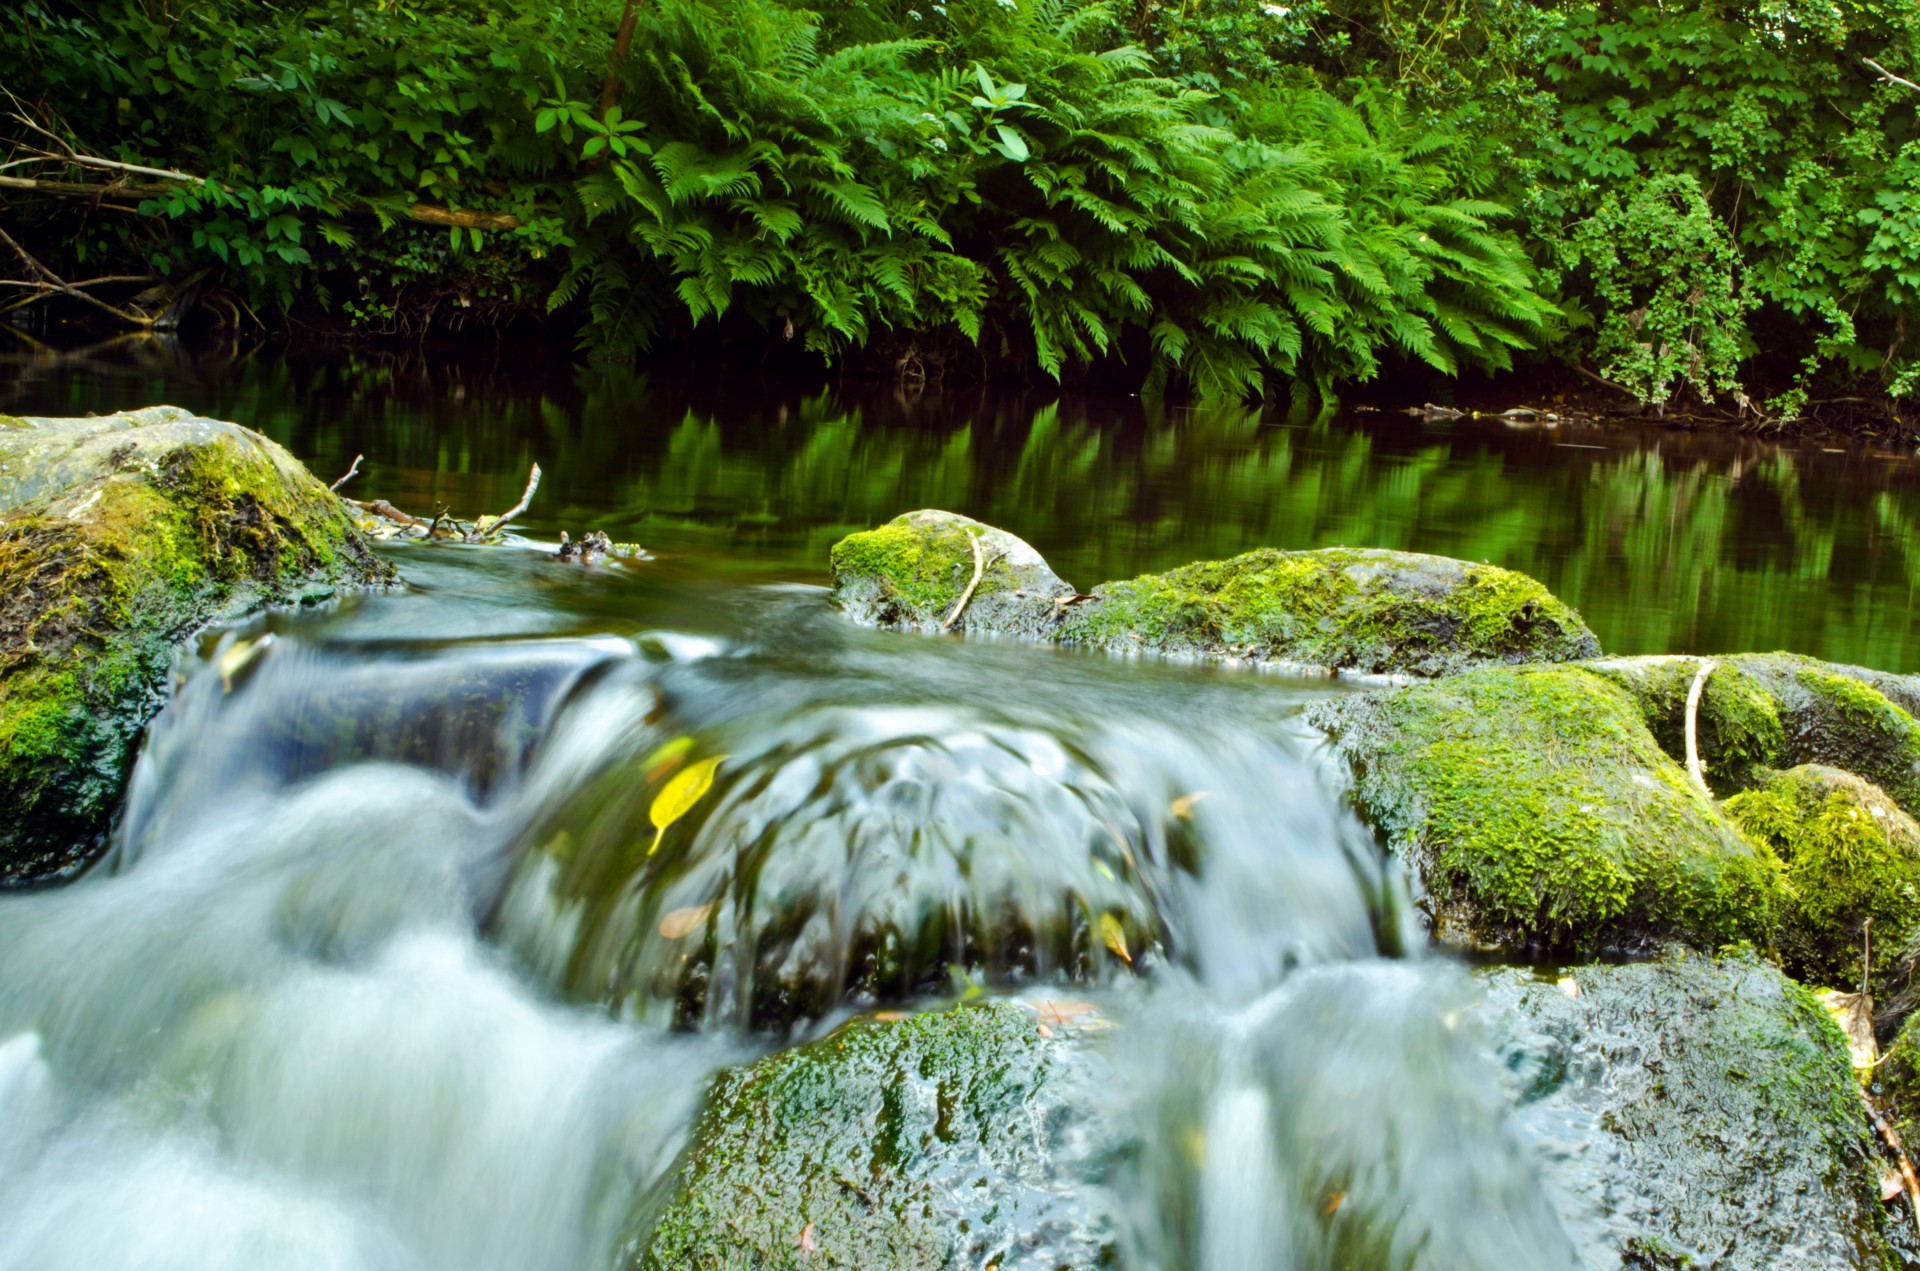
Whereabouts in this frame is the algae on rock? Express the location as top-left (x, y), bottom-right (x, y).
top-left (1488, 949), bottom-right (1897, 1270)
top-left (1309, 664), bottom-right (1779, 951)
top-left (1726, 765), bottom-right (1920, 990)
top-left (0, 407), bottom-right (390, 883)
top-left (827, 510), bottom-right (1072, 639)
top-left (635, 1003), bottom-right (1108, 1271)
top-left (1059, 546), bottom-right (1599, 677)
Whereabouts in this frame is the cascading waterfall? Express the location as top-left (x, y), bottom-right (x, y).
top-left (0, 556), bottom-right (1591, 1270)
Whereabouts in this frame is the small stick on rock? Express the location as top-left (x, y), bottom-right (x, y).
top-left (348, 498), bottom-right (432, 529)
top-left (942, 530), bottom-right (987, 632)
top-left (469, 462), bottom-right (541, 542)
top-left (329, 453), bottom-right (363, 493)
top-left (1685, 658), bottom-right (1717, 798)
top-left (1862, 1090), bottom-right (1920, 1236)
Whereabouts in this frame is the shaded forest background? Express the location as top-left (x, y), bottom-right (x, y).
top-left (1, 0), bottom-right (1916, 423)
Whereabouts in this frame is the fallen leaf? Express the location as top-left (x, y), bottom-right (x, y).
top-left (797, 1222), bottom-right (817, 1255)
top-left (873, 1010), bottom-right (912, 1022)
top-left (1026, 998), bottom-right (1099, 1026)
top-left (1557, 976), bottom-right (1580, 999)
top-left (642, 735), bottom-right (695, 781)
top-left (657, 903), bottom-right (715, 940)
top-left (1099, 913), bottom-right (1132, 964)
top-left (1816, 989), bottom-right (1878, 1071)
top-left (217, 634), bottom-right (274, 692)
top-left (648, 755), bottom-right (725, 855)
top-left (1885, 1166), bottom-right (1906, 1203)
top-left (1037, 1023), bottom-right (1054, 1037)
top-left (1169, 791), bottom-right (1210, 819)
top-left (1322, 1190), bottom-right (1346, 1217)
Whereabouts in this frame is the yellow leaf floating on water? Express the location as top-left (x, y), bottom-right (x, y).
top-left (657, 903), bottom-right (715, 939)
top-left (642, 735), bottom-right (695, 781)
top-left (1169, 791), bottom-right (1209, 819)
top-left (217, 634), bottom-right (274, 692)
top-left (648, 755), bottom-right (725, 855)
top-left (1099, 913), bottom-right (1132, 964)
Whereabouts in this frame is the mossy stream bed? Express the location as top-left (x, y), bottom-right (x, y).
top-left (7, 363), bottom-right (1920, 1271)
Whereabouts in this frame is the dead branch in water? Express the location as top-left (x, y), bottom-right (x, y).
top-left (1685, 658), bottom-right (1717, 797)
top-left (468, 464), bottom-right (541, 542)
top-left (329, 454), bottom-right (363, 493)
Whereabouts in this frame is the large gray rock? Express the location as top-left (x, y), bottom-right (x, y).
top-left (1487, 950), bottom-right (1896, 1270)
top-left (633, 1003), bottom-right (1109, 1270)
top-left (827, 510), bottom-right (1073, 639)
top-left (0, 407), bottom-right (390, 883)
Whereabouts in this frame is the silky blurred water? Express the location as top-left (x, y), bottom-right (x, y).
top-left (2, 343), bottom-right (1911, 1268)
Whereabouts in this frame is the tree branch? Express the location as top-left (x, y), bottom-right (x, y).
top-left (599, 0), bottom-right (643, 120)
top-left (1865, 57), bottom-right (1920, 93)
top-left (0, 227), bottom-right (153, 327)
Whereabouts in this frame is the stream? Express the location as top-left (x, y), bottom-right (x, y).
top-left (2, 343), bottom-right (1916, 1269)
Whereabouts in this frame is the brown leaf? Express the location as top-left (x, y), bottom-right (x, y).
top-left (657, 903), bottom-right (715, 940)
top-left (797, 1221), bottom-right (817, 1256)
top-left (1816, 989), bottom-right (1878, 1071)
top-left (1322, 1190), bottom-right (1346, 1217)
top-left (1885, 1166), bottom-right (1906, 1203)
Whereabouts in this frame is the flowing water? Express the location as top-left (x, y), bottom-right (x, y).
top-left (2, 342), bottom-right (1916, 1269)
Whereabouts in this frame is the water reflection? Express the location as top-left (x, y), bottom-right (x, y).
top-left (5, 340), bottom-right (1920, 671)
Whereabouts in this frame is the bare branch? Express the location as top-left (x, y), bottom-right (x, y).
top-left (0, 227), bottom-right (153, 327)
top-left (1865, 57), bottom-right (1920, 93)
top-left (468, 464), bottom-right (542, 541)
top-left (329, 454), bottom-right (363, 493)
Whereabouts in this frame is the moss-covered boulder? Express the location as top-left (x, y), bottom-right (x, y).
top-left (634, 1003), bottom-right (1108, 1270)
top-left (829, 513), bottom-right (1601, 677)
top-left (827, 510), bottom-right (1072, 639)
top-left (1488, 950), bottom-right (1896, 1270)
top-left (1727, 765), bottom-right (1920, 989)
top-left (0, 407), bottom-right (390, 883)
top-left (1309, 665), bottom-right (1780, 952)
top-left (1587, 652), bottom-right (1920, 813)
top-left (1059, 547), bottom-right (1600, 676)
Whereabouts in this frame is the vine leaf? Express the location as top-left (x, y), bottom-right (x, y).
top-left (648, 755), bottom-right (725, 855)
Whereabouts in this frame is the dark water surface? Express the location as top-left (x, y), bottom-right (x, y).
top-left (7, 339), bottom-right (1920, 670)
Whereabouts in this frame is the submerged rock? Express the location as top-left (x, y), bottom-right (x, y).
top-left (1487, 950), bottom-right (1896, 1270)
top-left (827, 510), bottom-right (1072, 639)
top-left (1058, 546), bottom-right (1599, 677)
top-left (634, 1003), bottom-right (1108, 1271)
top-left (1726, 765), bottom-right (1920, 990)
top-left (1309, 665), bottom-right (1779, 952)
top-left (0, 407), bottom-right (390, 883)
top-left (827, 511), bottom-right (1601, 677)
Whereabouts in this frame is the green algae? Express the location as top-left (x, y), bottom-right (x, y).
top-left (0, 416), bottom-right (389, 881)
top-left (1726, 765), bottom-right (1920, 989)
top-left (1057, 546), bottom-right (1599, 677)
top-left (636, 1003), bottom-right (1107, 1271)
top-left (1312, 664), bottom-right (1780, 951)
top-left (1488, 949), bottom-right (1895, 1268)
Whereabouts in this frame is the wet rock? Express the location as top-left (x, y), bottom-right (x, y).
top-left (1586, 652), bottom-right (1920, 814)
top-left (1486, 950), bottom-right (1896, 1270)
top-left (1059, 546), bottom-right (1599, 677)
top-left (633, 1003), bottom-right (1109, 1271)
top-left (1309, 665), bottom-right (1779, 952)
top-left (1726, 765), bottom-right (1920, 990)
top-left (828, 513), bottom-right (1601, 676)
top-left (0, 407), bottom-right (391, 883)
top-left (827, 510), bottom-right (1072, 639)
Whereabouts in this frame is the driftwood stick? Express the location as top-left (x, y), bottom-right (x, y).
top-left (1685, 658), bottom-right (1717, 797)
top-left (469, 463), bottom-right (541, 541)
top-left (347, 498), bottom-right (432, 529)
top-left (1862, 1090), bottom-right (1920, 1235)
top-left (329, 454), bottom-right (363, 493)
top-left (1865, 58), bottom-right (1920, 94)
top-left (942, 531), bottom-right (990, 632)
top-left (0, 227), bottom-right (152, 327)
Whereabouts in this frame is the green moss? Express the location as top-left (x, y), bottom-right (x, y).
top-left (1316, 665), bottom-right (1781, 950)
top-left (0, 422), bottom-right (390, 881)
top-left (638, 1003), bottom-right (1106, 1271)
top-left (827, 518), bottom-right (982, 618)
top-left (1726, 765), bottom-right (1920, 988)
top-left (1059, 546), bottom-right (1598, 676)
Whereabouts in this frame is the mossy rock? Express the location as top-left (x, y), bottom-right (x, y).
top-left (1727, 765), bottom-right (1920, 990)
top-left (0, 407), bottom-right (391, 883)
top-left (1059, 546), bottom-right (1599, 677)
top-left (1587, 653), bottom-right (1920, 815)
top-left (634, 1003), bottom-right (1109, 1271)
top-left (827, 510), bottom-right (1072, 639)
top-left (1309, 665), bottom-right (1780, 952)
top-left (1488, 950), bottom-right (1897, 1270)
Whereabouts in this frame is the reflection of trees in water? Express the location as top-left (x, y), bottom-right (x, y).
top-left (7, 342), bottom-right (1920, 671)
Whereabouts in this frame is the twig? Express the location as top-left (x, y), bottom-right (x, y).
top-left (942, 530), bottom-right (989, 632)
top-left (0, 226), bottom-right (152, 327)
top-left (1571, 363), bottom-right (1641, 402)
top-left (1865, 58), bottom-right (1920, 94)
top-left (426, 504), bottom-right (451, 539)
top-left (1685, 658), bottom-right (1717, 798)
top-left (1862, 1090), bottom-right (1920, 1236)
top-left (328, 453), bottom-right (363, 493)
top-left (468, 463), bottom-right (541, 541)
top-left (347, 498), bottom-right (432, 529)
top-left (0, 274), bottom-right (153, 291)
